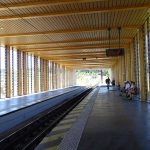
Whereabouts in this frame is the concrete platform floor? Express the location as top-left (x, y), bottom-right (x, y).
top-left (0, 86), bottom-right (79, 116)
top-left (78, 86), bottom-right (150, 150)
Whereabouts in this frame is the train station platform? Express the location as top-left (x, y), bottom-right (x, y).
top-left (0, 86), bottom-right (79, 116)
top-left (36, 86), bottom-right (150, 150)
top-left (0, 86), bottom-right (86, 133)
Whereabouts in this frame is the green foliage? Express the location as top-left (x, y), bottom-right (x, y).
top-left (102, 70), bottom-right (109, 76)
top-left (76, 69), bottom-right (109, 76)
top-left (76, 69), bottom-right (110, 86)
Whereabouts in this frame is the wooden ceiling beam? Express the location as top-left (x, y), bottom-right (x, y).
top-left (65, 63), bottom-right (112, 65)
top-left (49, 57), bottom-right (116, 64)
top-left (67, 66), bottom-right (111, 69)
top-left (36, 51), bottom-right (106, 56)
top-left (0, 26), bottom-right (138, 38)
top-left (64, 62), bottom-right (112, 65)
top-left (48, 59), bottom-right (115, 64)
top-left (27, 44), bottom-right (127, 51)
top-left (39, 54), bottom-right (107, 58)
top-left (44, 55), bottom-right (114, 59)
top-left (65, 65), bottom-right (111, 67)
top-left (0, 0), bottom-right (105, 10)
top-left (57, 63), bottom-right (113, 66)
top-left (9, 37), bottom-right (131, 46)
top-left (0, 4), bottom-right (149, 20)
top-left (60, 64), bottom-right (113, 67)
top-left (65, 65), bottom-right (112, 67)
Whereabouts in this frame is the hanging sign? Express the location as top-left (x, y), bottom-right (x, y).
top-left (106, 48), bottom-right (124, 57)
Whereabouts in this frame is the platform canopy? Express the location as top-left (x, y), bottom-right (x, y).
top-left (0, 0), bottom-right (149, 68)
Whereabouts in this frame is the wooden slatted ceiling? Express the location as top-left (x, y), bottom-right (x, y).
top-left (1, 29), bottom-right (135, 45)
top-left (9, 40), bottom-right (129, 50)
top-left (35, 50), bottom-right (106, 56)
top-left (0, 0), bottom-right (149, 68)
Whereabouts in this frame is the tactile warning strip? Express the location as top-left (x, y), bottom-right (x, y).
top-left (35, 87), bottom-right (98, 150)
top-left (58, 87), bottom-right (99, 150)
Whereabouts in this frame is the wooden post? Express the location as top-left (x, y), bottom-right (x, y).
top-left (117, 57), bottom-right (120, 85)
top-left (46, 60), bottom-right (49, 91)
top-left (118, 57), bottom-right (121, 85)
top-left (139, 28), bottom-right (146, 101)
top-left (123, 50), bottom-right (126, 81)
top-left (130, 42), bottom-right (136, 82)
top-left (55, 63), bottom-right (58, 89)
top-left (121, 56), bottom-right (124, 84)
top-left (66, 67), bottom-right (68, 87)
top-left (49, 61), bottom-right (52, 90)
top-left (40, 58), bottom-right (43, 91)
top-left (43, 59), bottom-right (45, 91)
top-left (52, 62), bottom-right (55, 89)
top-left (23, 52), bottom-right (27, 95)
top-left (101, 70), bottom-right (103, 84)
top-left (18, 50), bottom-right (23, 96)
top-left (5, 46), bottom-right (11, 98)
top-left (126, 45), bottom-right (131, 81)
top-left (34, 56), bottom-right (38, 93)
top-left (57, 64), bottom-right (60, 88)
top-left (62, 65), bottom-right (65, 88)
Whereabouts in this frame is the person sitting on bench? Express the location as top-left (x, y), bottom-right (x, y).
top-left (120, 81), bottom-right (131, 96)
top-left (127, 81), bottom-right (136, 100)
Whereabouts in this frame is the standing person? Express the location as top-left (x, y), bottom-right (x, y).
top-left (111, 79), bottom-right (115, 86)
top-left (106, 77), bottom-right (110, 89)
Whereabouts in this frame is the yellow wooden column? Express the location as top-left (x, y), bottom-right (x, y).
top-left (118, 57), bottom-right (121, 85)
top-left (130, 42), bottom-right (136, 82)
top-left (66, 67), bottom-right (69, 87)
top-left (123, 51), bottom-right (126, 82)
top-left (119, 57), bottom-right (121, 84)
top-left (18, 50), bottom-right (23, 96)
top-left (70, 68), bottom-right (73, 86)
top-left (49, 61), bottom-right (52, 90)
top-left (117, 57), bottom-right (120, 85)
top-left (46, 60), bottom-right (49, 91)
top-left (68, 68), bottom-right (70, 86)
top-left (120, 56), bottom-right (124, 86)
top-left (60, 65), bottom-right (62, 88)
top-left (52, 62), bottom-right (54, 90)
top-left (40, 58), bottom-right (44, 91)
top-left (62, 65), bottom-right (65, 88)
top-left (121, 55), bottom-right (125, 84)
top-left (111, 66), bottom-right (114, 81)
top-left (42, 58), bottom-right (44, 91)
top-left (43, 59), bottom-right (46, 91)
top-left (125, 46), bottom-right (130, 81)
top-left (34, 56), bottom-right (38, 93)
top-left (114, 63), bottom-right (118, 85)
top-left (54, 63), bottom-right (57, 89)
top-left (55, 63), bottom-right (58, 89)
top-left (139, 28), bottom-right (146, 101)
top-left (124, 49), bottom-right (128, 80)
top-left (45, 60), bottom-right (47, 91)
top-left (73, 69), bottom-right (76, 85)
top-left (5, 46), bottom-right (11, 98)
top-left (65, 67), bottom-right (67, 87)
top-left (45, 60), bottom-right (48, 91)
top-left (57, 64), bottom-right (60, 88)
top-left (23, 52), bottom-right (27, 95)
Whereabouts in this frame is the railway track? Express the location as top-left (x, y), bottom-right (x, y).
top-left (0, 88), bottom-right (92, 150)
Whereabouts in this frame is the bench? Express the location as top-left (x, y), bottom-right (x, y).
top-left (131, 87), bottom-right (140, 100)
top-left (119, 86), bottom-right (140, 100)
